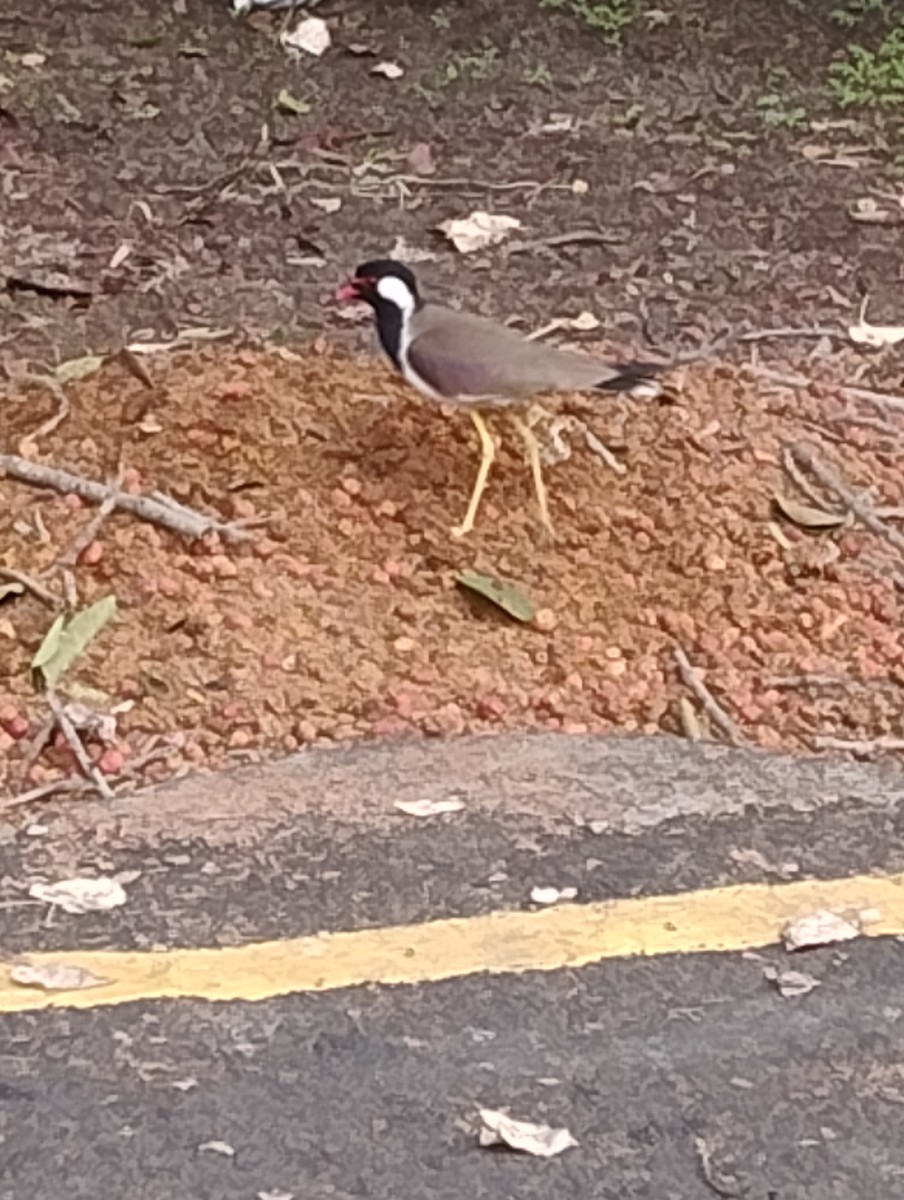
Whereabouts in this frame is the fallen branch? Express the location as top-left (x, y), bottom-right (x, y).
top-left (738, 326), bottom-right (841, 344)
top-left (0, 454), bottom-right (254, 543)
top-left (0, 777), bottom-right (90, 814)
top-left (673, 647), bottom-right (745, 746)
top-left (0, 567), bottom-right (62, 609)
top-left (813, 734), bottom-right (904, 755)
top-left (788, 444), bottom-right (904, 557)
top-left (53, 475), bottom-right (122, 571)
top-left (748, 365), bottom-right (904, 414)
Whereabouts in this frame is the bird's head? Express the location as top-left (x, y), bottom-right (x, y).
top-left (336, 259), bottom-right (420, 316)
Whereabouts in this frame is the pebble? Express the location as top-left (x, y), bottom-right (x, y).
top-left (534, 608), bottom-right (558, 633)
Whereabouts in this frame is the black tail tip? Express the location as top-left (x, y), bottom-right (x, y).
top-left (595, 360), bottom-right (664, 394)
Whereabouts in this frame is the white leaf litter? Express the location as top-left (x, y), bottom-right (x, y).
top-left (199, 1141), bottom-right (236, 1158)
top-left (280, 16), bottom-right (331, 58)
top-left (848, 319), bottom-right (904, 348)
top-left (530, 886), bottom-right (578, 906)
top-left (438, 211), bottom-right (521, 255)
top-left (393, 798), bottom-right (465, 818)
top-left (371, 61), bottom-right (404, 79)
top-left (782, 908), bottom-right (868, 951)
top-left (389, 236), bottom-right (439, 264)
top-left (28, 876), bottom-right (128, 915)
top-left (10, 961), bottom-right (109, 992)
top-left (848, 295), bottom-right (904, 347)
top-left (763, 966), bottom-right (821, 998)
top-left (477, 1108), bottom-right (578, 1158)
top-left (309, 196), bottom-right (342, 214)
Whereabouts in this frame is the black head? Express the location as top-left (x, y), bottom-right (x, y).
top-left (336, 259), bottom-right (420, 308)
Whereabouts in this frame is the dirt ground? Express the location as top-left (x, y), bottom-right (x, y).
top-left (1, 0), bottom-right (903, 806)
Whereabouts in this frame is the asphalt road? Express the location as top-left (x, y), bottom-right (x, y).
top-left (2, 735), bottom-right (904, 1200)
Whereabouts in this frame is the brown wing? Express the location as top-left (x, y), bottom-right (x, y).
top-left (406, 305), bottom-right (618, 401)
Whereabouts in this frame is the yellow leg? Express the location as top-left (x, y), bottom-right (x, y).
top-left (451, 410), bottom-right (496, 538)
top-left (510, 412), bottom-right (554, 538)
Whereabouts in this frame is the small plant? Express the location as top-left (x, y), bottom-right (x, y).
top-left (539, 0), bottom-right (639, 46)
top-left (523, 62), bottom-right (554, 88)
top-left (414, 39), bottom-right (500, 103)
top-left (828, 20), bottom-right (904, 106)
top-left (756, 67), bottom-right (808, 130)
top-left (830, 0), bottom-right (891, 29)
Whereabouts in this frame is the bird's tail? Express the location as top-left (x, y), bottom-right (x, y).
top-left (594, 360), bottom-right (665, 393)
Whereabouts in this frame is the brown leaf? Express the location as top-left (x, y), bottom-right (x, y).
top-left (406, 142), bottom-right (436, 176)
top-left (772, 494), bottom-right (847, 531)
top-left (456, 571), bottom-right (536, 622)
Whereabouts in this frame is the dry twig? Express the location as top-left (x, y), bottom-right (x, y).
top-left (0, 567), bottom-right (61, 609)
top-left (813, 734), bottom-right (904, 755)
top-left (788, 444), bottom-right (904, 557)
top-left (0, 777), bottom-right (90, 814)
top-left (0, 455), bottom-right (254, 543)
top-left (673, 647), bottom-right (745, 746)
top-left (748, 365), bottom-right (904, 414)
top-left (53, 479), bottom-right (121, 571)
top-left (47, 693), bottom-right (114, 800)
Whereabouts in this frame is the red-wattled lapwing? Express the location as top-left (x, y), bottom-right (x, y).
top-left (337, 258), bottom-right (661, 538)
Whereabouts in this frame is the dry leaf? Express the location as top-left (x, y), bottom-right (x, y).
top-left (438, 211), bottom-right (521, 255)
top-left (29, 876), bottom-right (128, 914)
top-left (280, 16), bottom-right (330, 57)
top-left (456, 570), bottom-right (536, 622)
top-left (848, 319), bottom-right (904, 348)
top-left (55, 355), bottom-right (105, 385)
top-left (568, 311), bottom-right (600, 331)
top-left (772, 494), bottom-right (847, 531)
top-left (477, 1109), bottom-right (578, 1157)
top-left (31, 595), bottom-right (118, 688)
top-left (199, 1141), bottom-right (236, 1157)
top-left (108, 243), bottom-right (132, 270)
top-left (406, 141), bottom-right (436, 176)
top-left (678, 695), bottom-right (704, 741)
top-left (394, 798), bottom-right (465, 818)
top-left (310, 196), bottom-right (341, 214)
top-left (782, 909), bottom-right (864, 951)
top-left (847, 197), bottom-right (893, 224)
top-left (371, 60), bottom-right (404, 79)
top-left (530, 885), bottom-right (578, 906)
top-left (763, 965), bottom-right (821, 998)
top-left (275, 88), bottom-right (311, 116)
top-left (10, 960), bottom-right (109, 992)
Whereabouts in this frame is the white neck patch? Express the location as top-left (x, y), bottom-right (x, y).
top-left (376, 274), bottom-right (416, 318)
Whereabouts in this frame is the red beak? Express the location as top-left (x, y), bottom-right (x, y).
top-left (336, 280), bottom-right (360, 302)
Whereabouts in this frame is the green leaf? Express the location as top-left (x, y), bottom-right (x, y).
top-left (32, 596), bottom-right (118, 688)
top-left (55, 355), bottom-right (105, 385)
top-left (275, 88), bottom-right (311, 116)
top-left (455, 570), bottom-right (536, 622)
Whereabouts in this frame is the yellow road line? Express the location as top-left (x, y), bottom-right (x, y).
top-left (3, 871), bottom-right (903, 1013)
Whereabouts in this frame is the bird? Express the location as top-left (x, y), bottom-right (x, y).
top-left (336, 258), bottom-right (661, 539)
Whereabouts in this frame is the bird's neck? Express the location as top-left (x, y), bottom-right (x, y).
top-left (373, 298), bottom-right (413, 373)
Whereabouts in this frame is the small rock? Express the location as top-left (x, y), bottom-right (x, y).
top-left (534, 608), bottom-right (558, 633)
